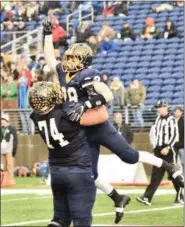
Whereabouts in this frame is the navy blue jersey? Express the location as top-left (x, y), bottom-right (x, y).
top-left (56, 64), bottom-right (103, 103)
top-left (30, 104), bottom-right (91, 167)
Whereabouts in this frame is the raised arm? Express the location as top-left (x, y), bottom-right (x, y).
top-left (43, 18), bottom-right (58, 74)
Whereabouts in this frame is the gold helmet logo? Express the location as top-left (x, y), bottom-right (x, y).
top-left (62, 43), bottom-right (93, 72)
top-left (29, 82), bottom-right (64, 114)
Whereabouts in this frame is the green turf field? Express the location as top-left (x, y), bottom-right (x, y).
top-left (1, 177), bottom-right (184, 226)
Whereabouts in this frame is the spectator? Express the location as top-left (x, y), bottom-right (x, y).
top-left (3, 4), bottom-right (14, 22)
top-left (163, 19), bottom-right (178, 39)
top-left (113, 112), bottom-right (133, 144)
top-left (76, 21), bottom-right (93, 43)
top-left (42, 64), bottom-right (53, 81)
top-left (52, 19), bottom-right (67, 49)
top-left (16, 21), bottom-right (26, 39)
top-left (67, 1), bottom-right (82, 13)
top-left (1, 74), bottom-right (18, 109)
top-left (1, 24), bottom-right (6, 45)
top-left (97, 22), bottom-right (116, 42)
top-left (152, 1), bottom-right (184, 13)
top-left (1, 113), bottom-right (18, 186)
top-left (87, 35), bottom-right (100, 55)
top-left (4, 21), bottom-right (14, 43)
top-left (141, 17), bottom-right (160, 40)
top-left (152, 3), bottom-right (174, 13)
top-left (102, 72), bottom-right (111, 86)
top-left (174, 107), bottom-right (184, 173)
top-left (118, 23), bottom-right (136, 41)
top-left (114, 1), bottom-right (128, 16)
top-left (36, 56), bottom-right (46, 71)
top-left (110, 77), bottom-right (125, 109)
top-left (18, 70), bottom-right (28, 109)
top-left (9, 62), bottom-right (19, 80)
top-left (100, 36), bottom-right (116, 54)
top-left (16, 2), bottom-right (27, 21)
top-left (38, 1), bottom-right (49, 16)
top-left (26, 2), bottom-right (39, 21)
top-left (102, 2), bottom-right (115, 16)
top-left (28, 55), bottom-right (37, 70)
top-left (126, 80), bottom-right (146, 128)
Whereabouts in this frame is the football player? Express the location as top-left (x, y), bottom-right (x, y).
top-left (43, 18), bottom-right (184, 224)
top-left (29, 81), bottom-right (109, 227)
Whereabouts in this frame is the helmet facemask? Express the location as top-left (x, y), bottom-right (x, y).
top-left (61, 43), bottom-right (93, 73)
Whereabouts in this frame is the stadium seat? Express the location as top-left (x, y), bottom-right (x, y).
top-left (141, 79), bottom-right (150, 86)
top-left (148, 85), bottom-right (161, 92)
top-left (165, 78), bottom-right (176, 85)
top-left (160, 91), bottom-right (173, 99)
top-left (173, 91), bottom-right (184, 98)
top-left (145, 98), bottom-right (158, 105)
top-left (147, 92), bottom-right (159, 99)
top-left (160, 66), bottom-right (173, 73)
top-left (176, 78), bottom-right (184, 84)
top-left (150, 79), bottom-right (163, 85)
top-left (161, 85), bottom-right (174, 92)
top-left (171, 98), bottom-right (184, 104)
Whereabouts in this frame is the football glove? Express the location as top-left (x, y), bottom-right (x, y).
top-left (43, 17), bottom-right (52, 36)
top-left (67, 102), bottom-right (88, 122)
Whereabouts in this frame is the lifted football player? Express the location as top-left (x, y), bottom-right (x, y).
top-left (43, 18), bottom-right (184, 224)
top-left (29, 82), bottom-right (109, 227)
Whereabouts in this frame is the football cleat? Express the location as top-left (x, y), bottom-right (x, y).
top-left (47, 221), bottom-right (63, 227)
top-left (168, 163), bottom-right (184, 188)
top-left (173, 199), bottom-right (184, 206)
top-left (47, 219), bottom-right (67, 227)
top-left (114, 195), bottom-right (131, 224)
top-left (136, 196), bottom-right (151, 206)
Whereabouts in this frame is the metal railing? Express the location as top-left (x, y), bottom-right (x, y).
top-left (2, 105), bottom-right (183, 134)
top-left (1, 27), bottom-right (43, 56)
top-left (66, 4), bottom-right (94, 36)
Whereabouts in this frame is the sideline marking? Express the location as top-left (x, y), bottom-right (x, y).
top-left (2, 195), bottom-right (52, 202)
top-left (2, 206), bottom-right (183, 226)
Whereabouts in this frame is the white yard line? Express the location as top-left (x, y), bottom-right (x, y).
top-left (1, 188), bottom-right (177, 196)
top-left (1, 195), bottom-right (52, 202)
top-left (2, 206), bottom-right (183, 226)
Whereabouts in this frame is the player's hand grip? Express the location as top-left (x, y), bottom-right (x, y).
top-left (43, 17), bottom-right (52, 36)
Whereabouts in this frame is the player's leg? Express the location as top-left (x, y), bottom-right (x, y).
top-left (137, 165), bottom-right (165, 205)
top-left (93, 121), bottom-right (184, 187)
top-left (48, 166), bottom-right (72, 227)
top-left (89, 141), bottom-right (131, 224)
top-left (67, 166), bottom-right (96, 227)
top-left (166, 150), bottom-right (184, 205)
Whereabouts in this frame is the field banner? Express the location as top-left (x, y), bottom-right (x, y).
top-left (97, 154), bottom-right (148, 184)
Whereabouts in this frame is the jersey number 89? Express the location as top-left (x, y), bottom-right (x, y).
top-left (38, 118), bottom-right (69, 149)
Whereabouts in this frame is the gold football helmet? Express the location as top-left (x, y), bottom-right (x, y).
top-left (62, 43), bottom-right (93, 72)
top-left (28, 82), bottom-right (64, 114)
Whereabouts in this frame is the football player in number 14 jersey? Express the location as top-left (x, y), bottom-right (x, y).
top-left (43, 18), bottom-right (184, 224)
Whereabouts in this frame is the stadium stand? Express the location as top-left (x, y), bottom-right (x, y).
top-left (0, 1), bottom-right (184, 134)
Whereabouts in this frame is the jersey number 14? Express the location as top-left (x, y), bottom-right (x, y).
top-left (38, 118), bottom-right (69, 149)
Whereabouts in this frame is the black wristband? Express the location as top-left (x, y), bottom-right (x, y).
top-left (85, 94), bottom-right (107, 108)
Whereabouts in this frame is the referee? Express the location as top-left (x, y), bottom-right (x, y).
top-left (136, 100), bottom-right (184, 206)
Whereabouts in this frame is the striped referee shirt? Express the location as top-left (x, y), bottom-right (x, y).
top-left (153, 114), bottom-right (179, 149)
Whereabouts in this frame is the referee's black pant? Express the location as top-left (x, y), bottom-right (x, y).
top-left (143, 146), bottom-right (183, 202)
